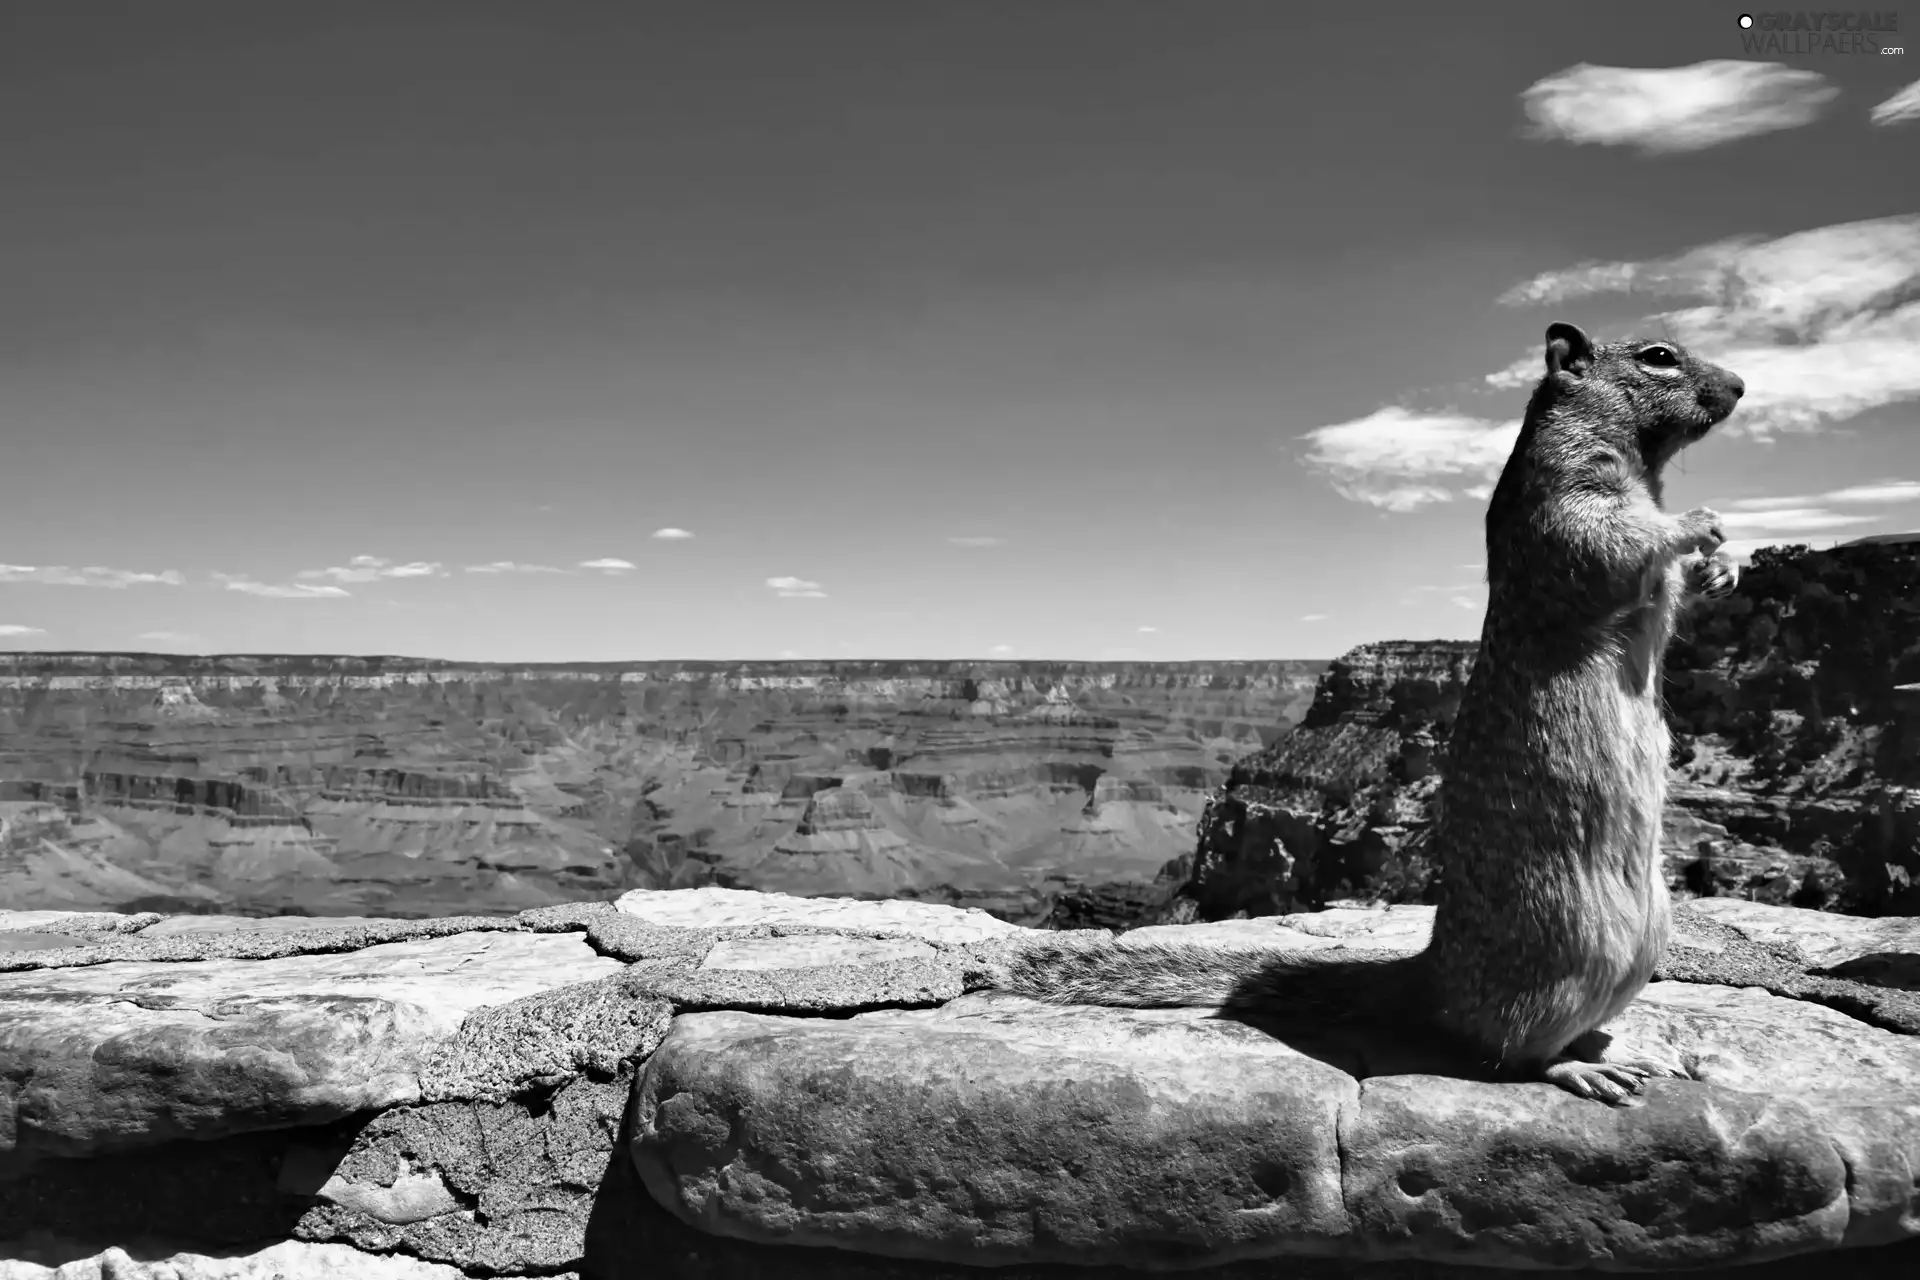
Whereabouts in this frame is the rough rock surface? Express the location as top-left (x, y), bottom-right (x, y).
top-left (1174, 542), bottom-right (1920, 927)
top-left (1, 890), bottom-right (1916, 1278)
top-left (0, 1241), bottom-right (467, 1279)
top-left (635, 902), bottom-right (1920, 1271)
top-left (614, 885), bottom-right (1021, 944)
top-left (0, 929), bottom-right (622, 1165)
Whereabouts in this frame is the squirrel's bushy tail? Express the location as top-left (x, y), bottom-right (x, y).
top-left (993, 937), bottom-right (1429, 1023)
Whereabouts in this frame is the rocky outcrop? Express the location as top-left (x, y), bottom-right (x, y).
top-left (0, 658), bottom-right (1323, 921)
top-left (1663, 542), bottom-right (1920, 913)
top-left (1174, 542), bottom-right (1920, 925)
top-left (1, 888), bottom-right (1916, 1278)
top-left (1181, 641), bottom-right (1468, 919)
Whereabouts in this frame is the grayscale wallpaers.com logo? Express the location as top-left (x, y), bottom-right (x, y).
top-left (1737, 11), bottom-right (1905, 54)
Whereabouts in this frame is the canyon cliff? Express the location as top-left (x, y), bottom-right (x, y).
top-left (0, 658), bottom-right (1323, 921)
top-left (1179, 541), bottom-right (1920, 925)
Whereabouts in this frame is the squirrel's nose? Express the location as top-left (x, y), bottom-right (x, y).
top-left (1726, 373), bottom-right (1746, 400)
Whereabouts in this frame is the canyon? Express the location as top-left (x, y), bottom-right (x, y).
top-left (1180, 540), bottom-right (1920, 927)
top-left (0, 657), bottom-right (1324, 921)
top-left (3, 540), bottom-right (1915, 931)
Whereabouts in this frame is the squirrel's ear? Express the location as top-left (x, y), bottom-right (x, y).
top-left (1545, 322), bottom-right (1594, 378)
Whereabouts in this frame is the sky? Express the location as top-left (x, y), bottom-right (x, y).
top-left (1, 2), bottom-right (1915, 663)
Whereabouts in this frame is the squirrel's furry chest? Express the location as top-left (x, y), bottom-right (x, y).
top-left (1613, 556), bottom-right (1687, 700)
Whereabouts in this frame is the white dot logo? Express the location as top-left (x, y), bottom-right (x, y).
top-left (1738, 13), bottom-right (1753, 27)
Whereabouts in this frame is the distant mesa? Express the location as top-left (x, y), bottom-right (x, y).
top-left (14, 542), bottom-right (1908, 929)
top-left (0, 656), bottom-right (1325, 921)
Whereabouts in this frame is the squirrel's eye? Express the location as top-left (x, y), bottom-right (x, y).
top-left (1637, 345), bottom-right (1678, 367)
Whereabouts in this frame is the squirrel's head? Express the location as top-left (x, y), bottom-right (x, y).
top-left (1534, 322), bottom-right (1745, 473)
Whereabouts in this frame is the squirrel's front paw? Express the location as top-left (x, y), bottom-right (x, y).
top-left (1682, 548), bottom-right (1740, 599)
top-left (1677, 506), bottom-right (1725, 555)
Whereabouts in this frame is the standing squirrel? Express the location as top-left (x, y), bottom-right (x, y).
top-left (991, 323), bottom-right (1745, 1104)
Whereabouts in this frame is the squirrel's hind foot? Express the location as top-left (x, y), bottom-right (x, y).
top-left (1540, 1056), bottom-right (1684, 1106)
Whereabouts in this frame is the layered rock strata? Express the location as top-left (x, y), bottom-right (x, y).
top-left (0, 660), bottom-right (1323, 921)
top-left (1179, 542), bottom-right (1920, 926)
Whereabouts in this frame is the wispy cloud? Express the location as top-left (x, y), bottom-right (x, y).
top-left (1726, 479), bottom-right (1920, 513)
top-left (213, 573), bottom-right (350, 599)
top-left (1299, 613), bottom-right (1328, 623)
top-left (947, 536), bottom-right (1005, 548)
top-left (767, 576), bottom-right (827, 599)
top-left (1870, 78), bottom-right (1920, 127)
top-left (1520, 61), bottom-right (1835, 155)
top-left (0, 624), bottom-right (46, 638)
top-left (1301, 406), bottom-right (1517, 511)
top-left (135, 630), bottom-right (200, 646)
top-left (579, 558), bottom-right (637, 574)
top-left (1310, 217), bottom-right (1920, 510)
top-left (298, 555), bottom-right (443, 584)
top-left (650, 528), bottom-right (694, 541)
top-left (1136, 625), bottom-right (1158, 634)
top-left (1451, 595), bottom-right (1480, 610)
top-left (1497, 215), bottom-right (1920, 439)
top-left (464, 561), bottom-right (566, 575)
top-left (1822, 480), bottom-right (1920, 505)
top-left (1483, 355), bottom-right (1537, 391)
top-left (1723, 507), bottom-right (1879, 534)
top-left (0, 564), bottom-right (184, 589)
top-left (989, 643), bottom-right (1014, 656)
top-left (1712, 479), bottom-right (1920, 558)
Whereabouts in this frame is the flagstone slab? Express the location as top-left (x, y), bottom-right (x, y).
top-left (0, 932), bottom-right (623, 1165)
top-left (0, 911), bottom-right (161, 936)
top-left (1, 893), bottom-right (1917, 1276)
top-left (633, 978), bottom-right (1920, 1269)
top-left (613, 886), bottom-right (1020, 945)
top-left (0, 915), bottom-right (530, 973)
top-left (0, 1241), bottom-right (467, 1279)
top-left (1684, 897), bottom-right (1920, 986)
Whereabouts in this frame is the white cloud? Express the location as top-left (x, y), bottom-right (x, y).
top-left (1520, 61), bottom-right (1835, 155)
top-left (1299, 613), bottom-right (1328, 623)
top-left (1728, 479), bottom-right (1920, 511)
top-left (988, 643), bottom-right (1014, 656)
top-left (1825, 480), bottom-right (1920, 505)
top-left (1301, 406), bottom-right (1518, 511)
top-left (135, 630), bottom-right (199, 645)
top-left (1716, 479), bottom-right (1920, 555)
top-left (1497, 215), bottom-right (1920, 438)
top-left (1870, 78), bottom-right (1920, 126)
top-left (651, 528), bottom-right (694, 541)
top-left (766, 576), bottom-right (827, 599)
top-left (1137, 625), bottom-right (1158, 633)
top-left (1483, 355), bottom-right (1538, 390)
top-left (579, 558), bottom-right (637, 573)
top-left (464, 561), bottom-right (565, 574)
top-left (1722, 507), bottom-right (1880, 534)
top-left (298, 555), bottom-right (443, 584)
top-left (0, 564), bottom-right (184, 589)
top-left (213, 573), bottom-right (350, 599)
top-left (0, 624), bottom-right (46, 637)
top-left (947, 536), bottom-right (1005, 548)
top-left (1451, 595), bottom-right (1480, 610)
